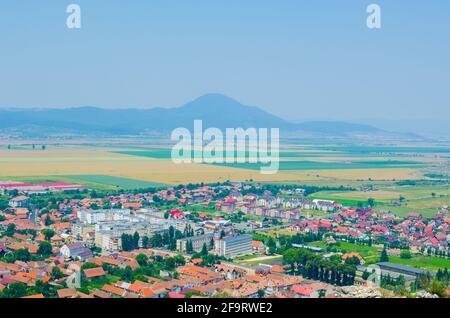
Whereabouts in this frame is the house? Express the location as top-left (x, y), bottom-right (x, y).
top-left (387, 248), bottom-right (401, 257)
top-left (291, 285), bottom-right (313, 298)
top-left (102, 284), bottom-right (126, 297)
top-left (252, 240), bottom-right (266, 253)
top-left (57, 287), bottom-right (78, 298)
top-left (342, 252), bottom-right (365, 265)
top-left (9, 196), bottom-right (29, 208)
top-left (83, 267), bottom-right (106, 279)
top-left (90, 289), bottom-right (111, 298)
top-left (122, 202), bottom-right (142, 210)
top-left (60, 243), bottom-right (93, 260)
top-left (22, 294), bottom-right (45, 298)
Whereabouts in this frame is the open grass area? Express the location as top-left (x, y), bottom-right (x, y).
top-left (308, 241), bottom-right (380, 255)
top-left (307, 241), bottom-right (450, 271)
top-left (308, 191), bottom-right (394, 207)
top-left (375, 204), bottom-right (441, 218)
top-left (307, 184), bottom-right (450, 217)
top-left (237, 255), bottom-right (283, 266)
top-left (233, 254), bottom-right (265, 262)
top-left (388, 256), bottom-right (450, 272)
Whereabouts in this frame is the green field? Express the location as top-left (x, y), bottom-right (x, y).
top-left (308, 240), bottom-right (381, 264)
top-left (62, 174), bottom-right (167, 190)
top-left (211, 160), bottom-right (425, 171)
top-left (114, 150), bottom-right (173, 159)
top-left (388, 256), bottom-right (450, 272)
top-left (236, 255), bottom-right (283, 266)
top-left (307, 241), bottom-right (449, 271)
top-left (115, 149), bottom-right (363, 159)
top-left (307, 184), bottom-right (450, 217)
top-left (313, 145), bottom-right (450, 154)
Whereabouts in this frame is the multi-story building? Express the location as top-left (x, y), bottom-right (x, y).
top-left (95, 231), bottom-right (121, 252)
top-left (72, 223), bottom-right (95, 241)
top-left (176, 233), bottom-right (215, 254)
top-left (217, 234), bottom-right (253, 258)
top-left (77, 209), bottom-right (132, 225)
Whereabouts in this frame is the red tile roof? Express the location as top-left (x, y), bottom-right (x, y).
top-left (83, 267), bottom-right (106, 278)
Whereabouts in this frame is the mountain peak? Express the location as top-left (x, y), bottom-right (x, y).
top-left (0, 95), bottom-right (391, 137)
top-left (192, 93), bottom-right (240, 103)
top-left (180, 93), bottom-right (245, 111)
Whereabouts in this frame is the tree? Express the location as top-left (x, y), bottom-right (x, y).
top-left (1, 282), bottom-right (28, 298)
top-left (0, 197), bottom-right (9, 210)
top-left (186, 240), bottom-right (194, 254)
top-left (136, 254), bottom-right (148, 267)
top-left (133, 231), bottom-right (140, 249)
top-left (150, 233), bottom-right (163, 248)
top-left (164, 257), bottom-right (176, 270)
top-left (34, 280), bottom-right (55, 298)
top-left (267, 237), bottom-right (277, 255)
top-left (121, 233), bottom-right (134, 251)
top-left (51, 266), bottom-right (64, 280)
top-left (400, 250), bottom-right (412, 259)
top-left (380, 247), bottom-right (389, 262)
top-left (428, 279), bottom-right (446, 298)
top-left (121, 266), bottom-right (134, 282)
top-left (362, 270), bottom-right (370, 280)
top-left (5, 223), bottom-right (16, 237)
top-left (200, 243), bottom-right (208, 256)
top-left (44, 214), bottom-right (53, 226)
top-left (42, 228), bottom-right (55, 241)
top-left (367, 198), bottom-right (375, 207)
top-left (344, 256), bottom-right (361, 266)
top-left (142, 236), bottom-right (149, 249)
top-left (37, 241), bottom-right (53, 256)
top-left (15, 248), bottom-right (31, 262)
top-left (81, 262), bottom-right (98, 270)
top-left (168, 238), bottom-right (177, 251)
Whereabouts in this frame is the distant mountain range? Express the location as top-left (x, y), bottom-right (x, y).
top-left (0, 94), bottom-right (390, 137)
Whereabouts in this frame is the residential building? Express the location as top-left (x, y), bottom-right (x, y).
top-left (217, 234), bottom-right (253, 258)
top-left (177, 233), bottom-right (214, 254)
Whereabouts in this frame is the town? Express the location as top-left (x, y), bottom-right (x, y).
top-left (0, 180), bottom-right (448, 298)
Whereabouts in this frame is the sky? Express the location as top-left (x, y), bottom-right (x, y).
top-left (0, 1), bottom-right (449, 134)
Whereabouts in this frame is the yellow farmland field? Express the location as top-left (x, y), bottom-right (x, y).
top-left (0, 149), bottom-right (422, 185)
top-left (0, 149), bottom-right (297, 184)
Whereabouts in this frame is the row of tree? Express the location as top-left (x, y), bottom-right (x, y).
top-left (283, 248), bottom-right (356, 286)
top-left (121, 232), bottom-right (140, 251)
top-left (122, 226), bottom-right (186, 252)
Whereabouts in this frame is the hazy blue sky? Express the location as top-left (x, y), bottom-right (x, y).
top-left (0, 1), bottom-right (449, 129)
